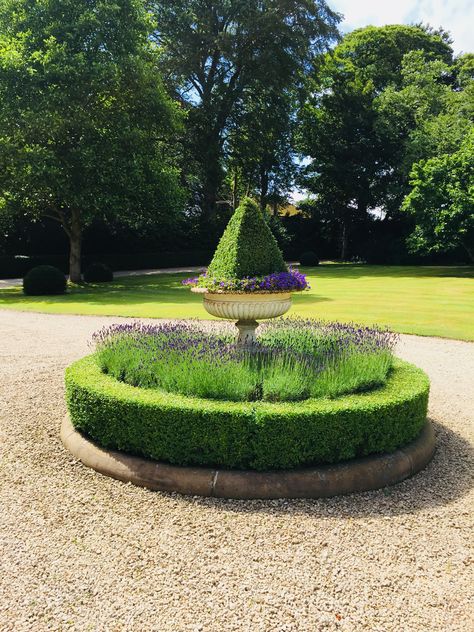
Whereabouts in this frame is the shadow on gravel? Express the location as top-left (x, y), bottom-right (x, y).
top-left (185, 419), bottom-right (474, 518)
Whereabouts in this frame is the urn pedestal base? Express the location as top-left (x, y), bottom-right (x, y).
top-left (235, 320), bottom-right (258, 345)
top-left (196, 291), bottom-right (293, 346)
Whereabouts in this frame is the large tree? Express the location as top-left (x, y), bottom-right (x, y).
top-left (299, 24), bottom-right (453, 259)
top-left (153, 0), bottom-right (340, 231)
top-left (0, 0), bottom-right (184, 281)
top-left (376, 50), bottom-right (473, 261)
top-left (377, 51), bottom-right (474, 179)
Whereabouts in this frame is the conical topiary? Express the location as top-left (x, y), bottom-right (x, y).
top-left (207, 197), bottom-right (287, 279)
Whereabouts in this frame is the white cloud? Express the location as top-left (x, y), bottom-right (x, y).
top-left (331, 0), bottom-right (473, 54)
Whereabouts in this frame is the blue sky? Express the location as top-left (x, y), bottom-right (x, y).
top-left (330, 0), bottom-right (473, 54)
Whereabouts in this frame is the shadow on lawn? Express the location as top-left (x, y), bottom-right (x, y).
top-left (184, 419), bottom-right (474, 518)
top-left (304, 264), bottom-right (474, 280)
top-left (0, 277), bottom-right (334, 307)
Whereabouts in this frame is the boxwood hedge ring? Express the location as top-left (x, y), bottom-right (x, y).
top-left (65, 356), bottom-right (431, 485)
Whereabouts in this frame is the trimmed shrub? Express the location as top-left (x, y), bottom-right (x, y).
top-left (299, 251), bottom-right (319, 266)
top-left (23, 265), bottom-right (67, 296)
top-left (66, 355), bottom-right (429, 471)
top-left (83, 262), bottom-right (114, 283)
top-left (207, 197), bottom-right (287, 279)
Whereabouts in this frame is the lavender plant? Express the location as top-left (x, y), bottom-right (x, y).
top-left (92, 319), bottom-right (398, 402)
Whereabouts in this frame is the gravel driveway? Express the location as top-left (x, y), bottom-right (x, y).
top-left (0, 310), bottom-right (472, 632)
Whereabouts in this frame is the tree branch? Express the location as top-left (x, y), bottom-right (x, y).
top-left (48, 204), bottom-right (72, 238)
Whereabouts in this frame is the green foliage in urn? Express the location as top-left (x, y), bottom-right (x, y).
top-left (207, 198), bottom-right (287, 279)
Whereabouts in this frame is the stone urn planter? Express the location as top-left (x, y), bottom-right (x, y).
top-left (192, 288), bottom-right (292, 344)
top-left (185, 197), bottom-right (308, 345)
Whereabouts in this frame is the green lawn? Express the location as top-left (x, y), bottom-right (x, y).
top-left (1, 265), bottom-right (473, 340)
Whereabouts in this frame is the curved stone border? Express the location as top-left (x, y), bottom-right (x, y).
top-left (61, 416), bottom-right (435, 499)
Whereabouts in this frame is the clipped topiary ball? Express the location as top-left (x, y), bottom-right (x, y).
top-left (299, 251), bottom-right (319, 266)
top-left (23, 265), bottom-right (67, 296)
top-left (83, 262), bottom-right (114, 283)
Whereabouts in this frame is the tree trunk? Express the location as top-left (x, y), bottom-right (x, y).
top-left (199, 127), bottom-right (224, 226)
top-left (231, 170), bottom-right (238, 211)
top-left (340, 221), bottom-right (349, 261)
top-left (461, 237), bottom-right (474, 263)
top-left (260, 164), bottom-right (269, 213)
top-left (69, 210), bottom-right (82, 283)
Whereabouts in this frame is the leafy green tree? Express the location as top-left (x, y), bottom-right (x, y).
top-left (0, 0), bottom-right (184, 281)
top-left (299, 24), bottom-right (453, 259)
top-left (377, 50), bottom-right (473, 261)
top-left (402, 131), bottom-right (474, 262)
top-left (153, 0), bottom-right (340, 229)
top-left (227, 86), bottom-right (298, 213)
top-left (377, 50), bottom-right (473, 174)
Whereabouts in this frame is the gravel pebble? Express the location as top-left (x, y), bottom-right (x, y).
top-left (0, 310), bottom-right (473, 632)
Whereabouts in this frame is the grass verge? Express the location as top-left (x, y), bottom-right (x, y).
top-left (1, 264), bottom-right (473, 340)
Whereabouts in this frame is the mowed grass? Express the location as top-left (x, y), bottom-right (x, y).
top-left (0, 265), bottom-right (473, 340)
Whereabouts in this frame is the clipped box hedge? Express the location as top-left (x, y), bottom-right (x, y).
top-left (65, 355), bottom-right (430, 471)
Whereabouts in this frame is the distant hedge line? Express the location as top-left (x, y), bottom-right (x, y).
top-left (0, 250), bottom-right (213, 278)
top-left (66, 355), bottom-right (430, 471)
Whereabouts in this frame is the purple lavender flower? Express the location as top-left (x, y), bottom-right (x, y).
top-left (182, 266), bottom-right (309, 293)
top-left (91, 318), bottom-right (397, 402)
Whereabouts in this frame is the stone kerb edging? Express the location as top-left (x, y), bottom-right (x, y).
top-left (61, 416), bottom-right (435, 499)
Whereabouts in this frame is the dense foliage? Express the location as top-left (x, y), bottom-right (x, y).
top-left (0, 0), bottom-right (184, 281)
top-left (0, 6), bottom-right (472, 268)
top-left (23, 265), bottom-right (66, 296)
top-left (402, 131), bottom-right (474, 261)
top-left (299, 24), bottom-right (456, 260)
top-left (66, 354), bottom-right (429, 469)
top-left (92, 319), bottom-right (397, 402)
top-left (153, 0), bottom-right (340, 229)
top-left (299, 251), bottom-right (320, 266)
top-left (206, 198), bottom-right (287, 279)
top-left (379, 52), bottom-right (474, 261)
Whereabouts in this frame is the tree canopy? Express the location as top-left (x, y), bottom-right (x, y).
top-left (153, 0), bottom-right (340, 231)
top-left (0, 0), bottom-right (184, 280)
top-left (403, 131), bottom-right (474, 262)
top-left (299, 24), bottom-right (455, 258)
top-left (0, 5), bottom-right (472, 271)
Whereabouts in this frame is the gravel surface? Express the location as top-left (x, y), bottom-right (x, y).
top-left (0, 310), bottom-right (472, 632)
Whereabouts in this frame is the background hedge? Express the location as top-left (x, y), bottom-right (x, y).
top-left (0, 250), bottom-right (212, 279)
top-left (66, 356), bottom-right (429, 471)
top-left (83, 262), bottom-right (114, 283)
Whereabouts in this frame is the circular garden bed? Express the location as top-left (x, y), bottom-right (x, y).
top-left (63, 196), bottom-right (434, 498)
top-left (65, 355), bottom-right (430, 478)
